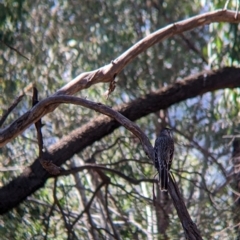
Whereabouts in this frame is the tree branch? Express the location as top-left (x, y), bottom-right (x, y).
top-left (25, 95), bottom-right (154, 161)
top-left (169, 174), bottom-right (203, 239)
top-left (2, 68), bottom-right (239, 239)
top-left (0, 94), bottom-right (24, 127)
top-left (0, 67), bottom-right (240, 215)
top-left (1, 9), bottom-right (240, 146)
top-left (58, 164), bottom-right (155, 185)
top-left (57, 9), bottom-right (240, 96)
top-left (0, 66), bottom-right (239, 148)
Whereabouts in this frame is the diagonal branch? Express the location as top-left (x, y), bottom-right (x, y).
top-left (58, 164), bottom-right (156, 185)
top-left (0, 94), bottom-right (24, 127)
top-left (0, 67), bottom-right (240, 215)
top-left (1, 68), bottom-right (239, 239)
top-left (61, 165), bottom-right (202, 238)
top-left (70, 181), bottom-right (106, 228)
top-left (1, 40), bottom-right (29, 61)
top-left (169, 174), bottom-right (203, 239)
top-left (57, 9), bottom-right (240, 96)
top-left (27, 95), bottom-right (154, 161)
top-left (1, 10), bottom-right (240, 146)
top-left (0, 67), bottom-right (240, 149)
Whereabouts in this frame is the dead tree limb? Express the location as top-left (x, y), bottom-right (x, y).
top-left (1, 10), bottom-right (240, 146)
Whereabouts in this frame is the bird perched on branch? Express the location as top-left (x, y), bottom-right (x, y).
top-left (154, 128), bottom-right (174, 191)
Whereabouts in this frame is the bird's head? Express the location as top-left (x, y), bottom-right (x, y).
top-left (160, 127), bottom-right (173, 138)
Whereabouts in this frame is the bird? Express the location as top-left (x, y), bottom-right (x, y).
top-left (154, 128), bottom-right (174, 191)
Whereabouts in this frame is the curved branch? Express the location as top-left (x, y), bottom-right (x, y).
top-left (25, 95), bottom-right (154, 161)
top-left (0, 67), bottom-right (240, 215)
top-left (1, 67), bottom-right (239, 239)
top-left (0, 94), bottom-right (24, 127)
top-left (58, 9), bottom-right (240, 96)
top-left (1, 10), bottom-right (240, 146)
top-left (58, 164), bottom-right (156, 185)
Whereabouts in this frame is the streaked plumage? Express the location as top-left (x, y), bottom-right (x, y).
top-left (154, 128), bottom-right (174, 191)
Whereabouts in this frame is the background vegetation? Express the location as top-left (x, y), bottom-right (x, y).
top-left (0, 0), bottom-right (240, 239)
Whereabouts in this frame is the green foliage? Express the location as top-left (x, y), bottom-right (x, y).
top-left (0, 0), bottom-right (26, 43)
top-left (1, 0), bottom-right (240, 239)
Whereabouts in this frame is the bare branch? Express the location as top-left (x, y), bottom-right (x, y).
top-left (53, 178), bottom-right (69, 231)
top-left (57, 9), bottom-right (240, 97)
top-left (32, 87), bottom-right (44, 157)
top-left (169, 174), bottom-right (203, 240)
top-left (70, 181), bottom-right (106, 228)
top-left (35, 93), bottom-right (202, 240)
top-left (0, 94), bottom-right (24, 127)
top-left (34, 95), bottom-right (154, 161)
top-left (104, 184), bottom-right (121, 240)
top-left (1, 10), bottom-right (240, 146)
top-left (1, 67), bottom-right (240, 148)
top-left (0, 67), bottom-right (240, 215)
top-left (1, 40), bottom-right (29, 60)
top-left (32, 88), bottom-right (60, 174)
top-left (59, 164), bottom-right (155, 185)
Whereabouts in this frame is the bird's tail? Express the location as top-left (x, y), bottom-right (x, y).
top-left (159, 167), bottom-right (169, 191)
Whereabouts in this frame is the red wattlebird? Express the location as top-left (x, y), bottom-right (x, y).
top-left (154, 128), bottom-right (174, 191)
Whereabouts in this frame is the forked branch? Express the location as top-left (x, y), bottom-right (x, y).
top-left (23, 94), bottom-right (202, 239)
top-left (1, 10), bottom-right (240, 147)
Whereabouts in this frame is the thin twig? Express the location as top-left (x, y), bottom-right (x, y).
top-left (104, 184), bottom-right (121, 240)
top-left (32, 87), bottom-right (44, 157)
top-left (32, 88), bottom-right (60, 174)
top-left (173, 127), bottom-right (227, 178)
top-left (53, 178), bottom-right (70, 231)
top-left (1, 40), bottom-right (29, 60)
top-left (1, 10), bottom-right (240, 147)
top-left (1, 68), bottom-right (240, 147)
top-left (43, 203), bottom-right (55, 240)
top-left (70, 181), bottom-right (106, 228)
top-left (0, 94), bottom-right (24, 127)
top-left (58, 164), bottom-right (155, 185)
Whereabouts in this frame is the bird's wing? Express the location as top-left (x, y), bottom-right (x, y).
top-left (167, 139), bottom-right (174, 168)
top-left (154, 138), bottom-right (168, 171)
top-left (154, 139), bottom-right (161, 169)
